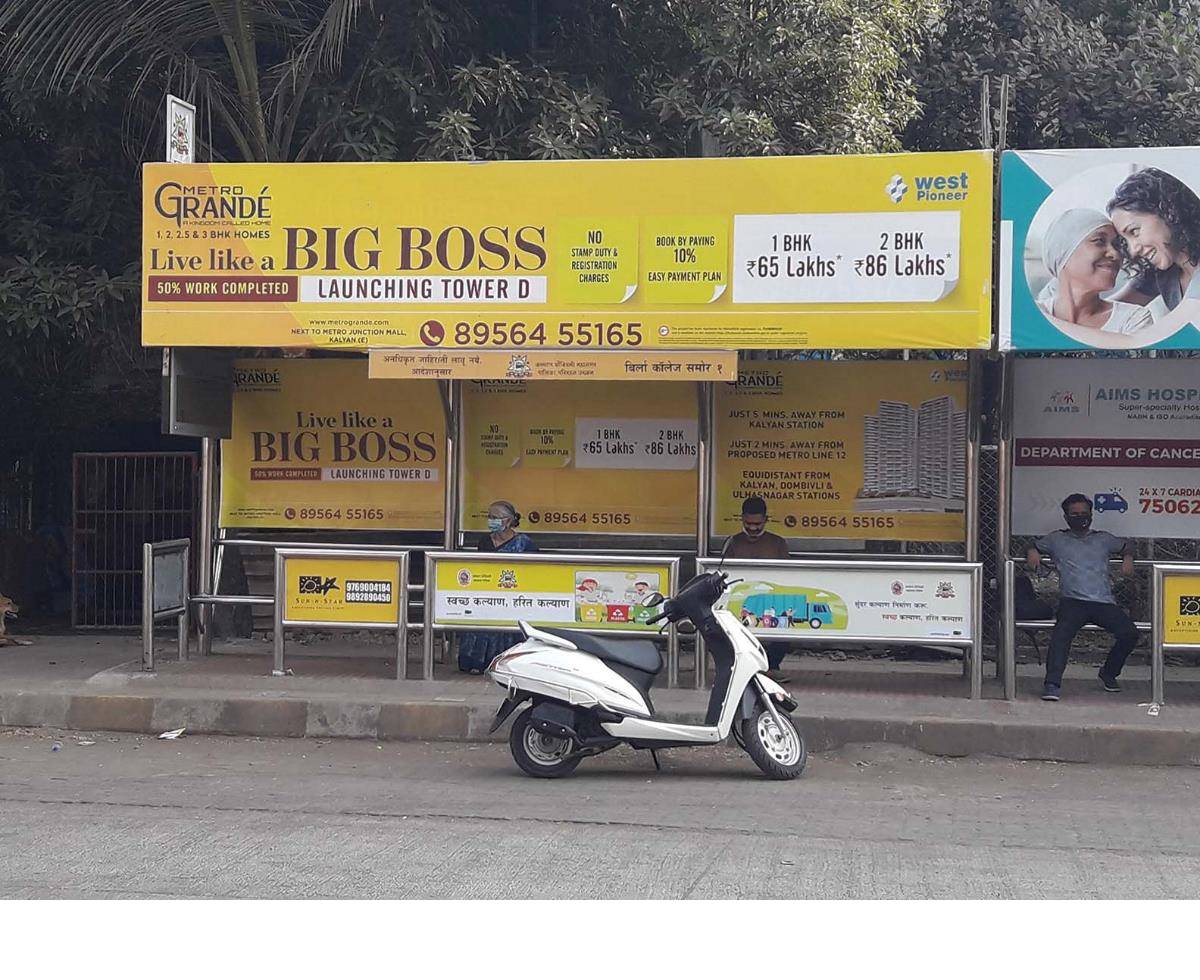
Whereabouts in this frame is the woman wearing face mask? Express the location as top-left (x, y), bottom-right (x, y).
top-left (457, 500), bottom-right (537, 674)
top-left (1035, 208), bottom-right (1152, 335)
top-left (1107, 167), bottom-right (1200, 313)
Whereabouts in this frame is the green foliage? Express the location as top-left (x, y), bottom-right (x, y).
top-left (907, 0), bottom-right (1200, 151)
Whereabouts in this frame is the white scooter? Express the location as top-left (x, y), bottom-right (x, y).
top-left (486, 570), bottom-right (807, 779)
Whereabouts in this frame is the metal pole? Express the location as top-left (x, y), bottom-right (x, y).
top-left (141, 542), bottom-right (155, 672)
top-left (965, 352), bottom-right (982, 563)
top-left (696, 381), bottom-right (712, 560)
top-left (197, 437), bottom-right (217, 656)
top-left (441, 380), bottom-right (460, 552)
top-left (695, 632), bottom-right (707, 690)
top-left (423, 554), bottom-right (436, 680)
top-left (397, 554), bottom-right (408, 681)
top-left (970, 564), bottom-right (983, 699)
top-left (995, 353), bottom-right (1014, 673)
top-left (178, 540), bottom-right (190, 661)
top-left (1152, 565), bottom-right (1165, 704)
top-left (272, 550), bottom-right (286, 676)
top-left (1002, 558), bottom-right (1017, 700)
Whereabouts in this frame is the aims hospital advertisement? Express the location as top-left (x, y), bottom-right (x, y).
top-left (1013, 360), bottom-right (1200, 538)
top-left (142, 153), bottom-right (992, 352)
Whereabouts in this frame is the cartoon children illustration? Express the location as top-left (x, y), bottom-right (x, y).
top-left (626, 580), bottom-right (653, 605)
top-left (576, 577), bottom-right (605, 603)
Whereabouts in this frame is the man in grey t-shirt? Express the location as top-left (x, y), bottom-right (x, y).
top-left (1026, 493), bottom-right (1137, 701)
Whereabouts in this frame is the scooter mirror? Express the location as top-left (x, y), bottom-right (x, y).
top-left (642, 592), bottom-right (665, 608)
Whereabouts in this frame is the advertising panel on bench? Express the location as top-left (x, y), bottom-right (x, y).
top-left (430, 555), bottom-right (674, 632)
top-left (281, 553), bottom-right (404, 627)
top-left (1161, 572), bottom-right (1200, 646)
top-left (702, 559), bottom-right (976, 643)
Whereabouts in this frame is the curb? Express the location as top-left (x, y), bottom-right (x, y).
top-left (3, 690), bottom-right (1200, 765)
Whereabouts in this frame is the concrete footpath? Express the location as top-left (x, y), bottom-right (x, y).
top-left (3, 633), bottom-right (1200, 765)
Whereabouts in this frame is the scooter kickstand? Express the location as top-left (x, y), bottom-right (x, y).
top-left (650, 749), bottom-right (662, 772)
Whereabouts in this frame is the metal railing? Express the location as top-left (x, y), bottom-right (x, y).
top-left (141, 538), bottom-right (190, 671)
top-left (696, 557), bottom-right (985, 699)
top-left (422, 551), bottom-right (683, 685)
top-left (273, 548), bottom-right (411, 678)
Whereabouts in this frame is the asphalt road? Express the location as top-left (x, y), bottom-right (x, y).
top-left (1, 728), bottom-right (1198, 899)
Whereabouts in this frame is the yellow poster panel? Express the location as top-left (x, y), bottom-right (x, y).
top-left (283, 556), bottom-right (401, 625)
top-left (220, 358), bottom-right (445, 530)
top-left (368, 348), bottom-right (736, 381)
top-left (142, 152), bottom-right (992, 351)
top-left (433, 558), bottom-right (670, 630)
top-left (1162, 574), bottom-right (1200, 645)
top-left (714, 362), bottom-right (967, 542)
top-left (463, 380), bottom-right (698, 535)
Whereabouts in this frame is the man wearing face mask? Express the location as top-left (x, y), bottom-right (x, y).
top-left (723, 497), bottom-right (789, 561)
top-left (724, 497), bottom-right (790, 677)
top-left (1026, 493), bottom-right (1136, 701)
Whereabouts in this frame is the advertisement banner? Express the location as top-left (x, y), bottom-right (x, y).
top-left (282, 555), bottom-right (402, 626)
top-left (1162, 573), bottom-right (1200, 645)
top-left (711, 561), bottom-right (975, 642)
top-left (713, 362), bottom-right (967, 541)
top-left (142, 152), bottom-right (992, 351)
top-left (432, 557), bottom-right (671, 630)
top-left (220, 358), bottom-right (445, 530)
top-left (368, 348), bottom-right (736, 382)
top-left (1001, 147), bottom-right (1200, 350)
top-left (1013, 359), bottom-right (1200, 538)
top-left (462, 380), bottom-right (698, 535)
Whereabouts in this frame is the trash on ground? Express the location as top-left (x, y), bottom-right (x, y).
top-left (76, 739), bottom-right (96, 746)
top-left (157, 728), bottom-right (186, 740)
top-left (51, 741), bottom-right (62, 752)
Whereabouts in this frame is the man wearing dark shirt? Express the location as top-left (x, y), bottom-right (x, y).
top-left (724, 497), bottom-right (790, 676)
top-left (1026, 493), bottom-right (1136, 702)
top-left (723, 496), bottom-right (790, 561)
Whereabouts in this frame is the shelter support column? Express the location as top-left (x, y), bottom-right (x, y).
top-left (197, 437), bottom-right (217, 657)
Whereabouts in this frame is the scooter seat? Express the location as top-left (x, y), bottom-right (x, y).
top-left (540, 628), bottom-right (663, 674)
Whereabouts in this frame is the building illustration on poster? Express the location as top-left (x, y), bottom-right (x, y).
top-left (858, 395), bottom-right (966, 512)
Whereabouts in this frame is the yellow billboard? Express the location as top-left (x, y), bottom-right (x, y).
top-left (433, 557), bottom-right (671, 630)
top-left (142, 152), bottom-right (992, 351)
top-left (368, 348), bottom-right (736, 381)
top-left (713, 362), bottom-right (967, 542)
top-left (220, 358), bottom-right (445, 530)
top-left (1162, 574), bottom-right (1200, 646)
top-left (282, 555), bottom-right (403, 625)
top-left (462, 380), bottom-right (698, 535)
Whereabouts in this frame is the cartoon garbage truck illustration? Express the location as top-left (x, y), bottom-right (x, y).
top-left (740, 591), bottom-right (835, 629)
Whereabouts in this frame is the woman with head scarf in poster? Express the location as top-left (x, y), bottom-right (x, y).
top-left (1108, 167), bottom-right (1200, 312)
top-left (456, 500), bottom-right (538, 674)
top-left (1036, 208), bottom-right (1153, 336)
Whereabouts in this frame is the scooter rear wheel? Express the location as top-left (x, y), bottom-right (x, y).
top-left (742, 706), bottom-right (807, 780)
top-left (509, 707), bottom-right (581, 778)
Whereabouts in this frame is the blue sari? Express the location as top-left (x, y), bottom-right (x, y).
top-left (457, 532), bottom-right (537, 673)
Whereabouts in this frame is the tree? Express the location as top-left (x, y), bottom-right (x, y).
top-left (0, 0), bottom-right (373, 162)
top-left (907, 0), bottom-right (1200, 151)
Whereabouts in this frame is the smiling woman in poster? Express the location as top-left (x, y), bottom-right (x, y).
top-left (1107, 167), bottom-right (1200, 311)
top-left (1036, 208), bottom-right (1153, 336)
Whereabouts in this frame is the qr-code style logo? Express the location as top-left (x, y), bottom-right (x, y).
top-left (1178, 595), bottom-right (1200, 617)
top-left (345, 580), bottom-right (392, 604)
top-left (298, 575), bottom-right (339, 596)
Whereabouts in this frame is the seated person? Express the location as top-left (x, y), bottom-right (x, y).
top-left (1026, 493), bottom-right (1136, 701)
top-left (723, 496), bottom-right (790, 678)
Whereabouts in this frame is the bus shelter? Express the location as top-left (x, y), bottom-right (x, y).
top-left (143, 150), bottom-right (995, 695)
top-left (994, 146), bottom-right (1200, 700)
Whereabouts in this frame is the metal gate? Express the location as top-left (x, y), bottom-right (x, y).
top-left (72, 452), bottom-right (199, 628)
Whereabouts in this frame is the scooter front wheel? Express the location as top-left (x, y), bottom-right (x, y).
top-left (509, 707), bottom-right (581, 779)
top-left (743, 706), bottom-right (807, 780)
